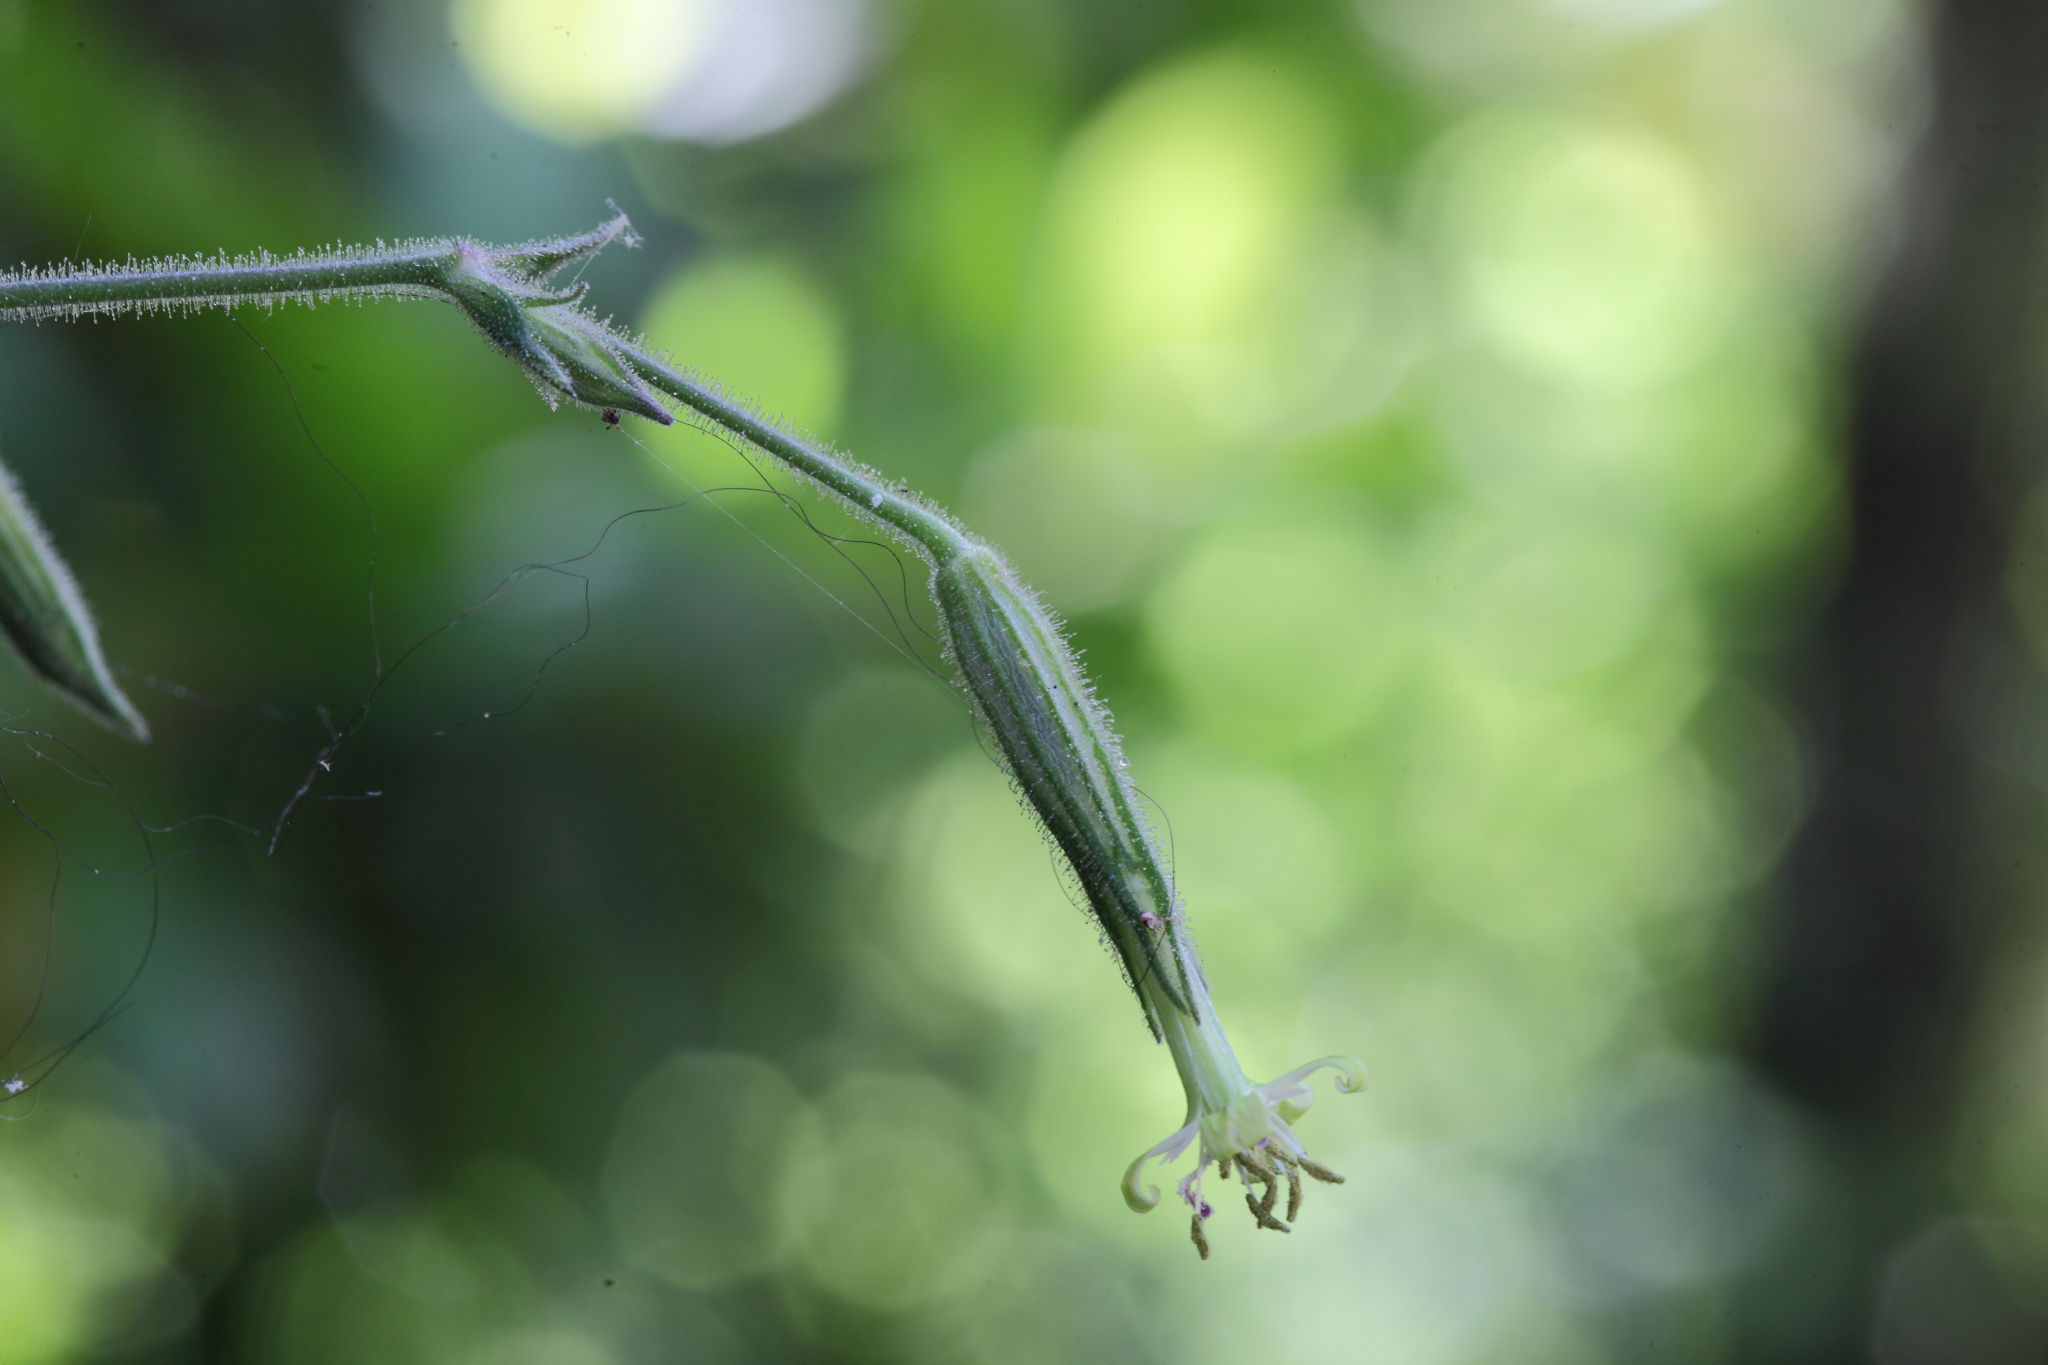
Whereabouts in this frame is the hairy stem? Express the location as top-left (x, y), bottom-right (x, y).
top-left (620, 346), bottom-right (975, 563)
top-left (2, 212), bottom-right (1365, 1253)
top-left (0, 243), bottom-right (452, 319)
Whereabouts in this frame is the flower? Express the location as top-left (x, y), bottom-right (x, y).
top-left (927, 538), bottom-right (1367, 1258)
top-left (1121, 1020), bottom-right (1366, 1259)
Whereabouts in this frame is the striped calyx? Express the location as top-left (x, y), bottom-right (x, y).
top-left (929, 540), bottom-right (1366, 1256)
top-left (0, 450), bottom-right (148, 741)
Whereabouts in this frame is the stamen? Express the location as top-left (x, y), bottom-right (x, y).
top-left (1298, 1157), bottom-right (1345, 1186)
top-left (1190, 1213), bottom-right (1211, 1260)
top-left (1286, 1165), bottom-right (1303, 1223)
top-left (1245, 1185), bottom-right (1290, 1232)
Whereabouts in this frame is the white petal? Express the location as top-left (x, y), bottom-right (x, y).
top-left (1120, 1119), bottom-right (1199, 1212)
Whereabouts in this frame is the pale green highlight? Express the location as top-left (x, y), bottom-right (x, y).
top-left (603, 1050), bottom-right (817, 1289)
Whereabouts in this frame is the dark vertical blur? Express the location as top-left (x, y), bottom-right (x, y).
top-left (1740, 0), bottom-right (2048, 1357)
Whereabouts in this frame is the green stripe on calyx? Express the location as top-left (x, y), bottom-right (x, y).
top-left (0, 450), bottom-right (148, 741)
top-left (1, 211), bottom-right (1368, 1256)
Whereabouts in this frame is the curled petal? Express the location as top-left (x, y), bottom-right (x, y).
top-left (1121, 1119), bottom-right (1199, 1213)
top-left (1260, 1054), bottom-right (1368, 1105)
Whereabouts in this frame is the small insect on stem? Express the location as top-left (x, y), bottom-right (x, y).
top-left (601, 408), bottom-right (620, 427)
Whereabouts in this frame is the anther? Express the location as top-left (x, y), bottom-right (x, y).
top-left (1245, 1188), bottom-right (1290, 1233)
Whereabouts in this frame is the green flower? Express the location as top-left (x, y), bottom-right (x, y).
top-left (1, 212), bottom-right (1371, 1258)
top-left (1119, 983), bottom-right (1366, 1258)
top-left (929, 541), bottom-right (1368, 1258)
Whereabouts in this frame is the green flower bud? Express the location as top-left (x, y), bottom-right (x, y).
top-left (439, 218), bottom-right (672, 426)
top-left (0, 449), bottom-right (148, 741)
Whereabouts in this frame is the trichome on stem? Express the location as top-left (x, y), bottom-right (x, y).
top-left (0, 211), bottom-right (1366, 1256)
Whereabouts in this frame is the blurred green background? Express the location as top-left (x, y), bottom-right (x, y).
top-left (3, 0), bottom-right (2046, 1360)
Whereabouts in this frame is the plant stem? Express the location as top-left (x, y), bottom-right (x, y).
top-left (0, 244), bottom-right (453, 318)
top-left (2, 212), bottom-right (1174, 1000)
top-left (619, 346), bottom-right (976, 563)
top-left (1, 213), bottom-right (1365, 1253)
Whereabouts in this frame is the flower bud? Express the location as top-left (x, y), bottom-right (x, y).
top-left (439, 235), bottom-right (672, 426)
top-left (0, 450), bottom-right (149, 741)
